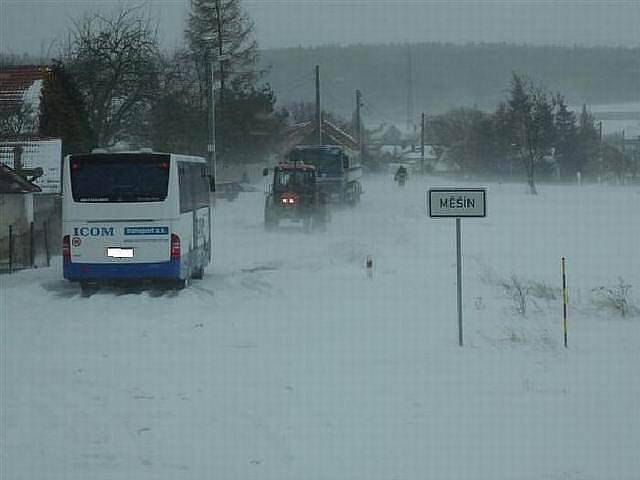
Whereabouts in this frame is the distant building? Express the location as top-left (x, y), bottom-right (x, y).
top-left (431, 148), bottom-right (462, 174)
top-left (368, 123), bottom-right (403, 146)
top-left (400, 144), bottom-right (439, 162)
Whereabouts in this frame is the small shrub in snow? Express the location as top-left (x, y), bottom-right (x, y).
top-left (507, 328), bottom-right (526, 344)
top-left (591, 278), bottom-right (638, 318)
top-left (528, 281), bottom-right (558, 301)
top-left (501, 275), bottom-right (530, 316)
top-left (498, 276), bottom-right (559, 316)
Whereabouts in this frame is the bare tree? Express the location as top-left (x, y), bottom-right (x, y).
top-left (507, 73), bottom-right (556, 194)
top-left (0, 103), bottom-right (36, 137)
top-left (64, 5), bottom-right (161, 146)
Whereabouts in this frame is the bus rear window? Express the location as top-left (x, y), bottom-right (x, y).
top-left (70, 154), bottom-right (170, 203)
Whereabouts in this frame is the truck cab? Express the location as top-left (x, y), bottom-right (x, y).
top-left (287, 145), bottom-right (363, 205)
top-left (263, 162), bottom-right (329, 232)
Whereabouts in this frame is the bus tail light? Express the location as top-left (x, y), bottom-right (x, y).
top-left (62, 235), bottom-right (71, 263)
top-left (170, 234), bottom-right (181, 260)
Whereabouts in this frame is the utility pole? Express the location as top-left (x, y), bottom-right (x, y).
top-left (214, 0), bottom-right (225, 105)
top-left (420, 112), bottom-right (425, 174)
top-left (406, 44), bottom-right (414, 133)
top-left (356, 89), bottom-right (363, 159)
top-left (315, 65), bottom-right (322, 145)
top-left (598, 121), bottom-right (603, 143)
top-left (206, 43), bottom-right (217, 192)
top-left (598, 121), bottom-right (603, 184)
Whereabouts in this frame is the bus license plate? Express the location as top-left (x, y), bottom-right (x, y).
top-left (107, 248), bottom-right (134, 258)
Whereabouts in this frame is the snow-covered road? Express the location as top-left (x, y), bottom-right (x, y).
top-left (2, 175), bottom-right (639, 479)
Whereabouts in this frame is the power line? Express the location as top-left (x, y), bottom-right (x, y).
top-left (274, 70), bottom-right (314, 98)
top-left (319, 84), bottom-right (344, 116)
top-left (361, 95), bottom-right (404, 126)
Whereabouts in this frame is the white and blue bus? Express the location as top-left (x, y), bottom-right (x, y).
top-left (62, 151), bottom-right (211, 289)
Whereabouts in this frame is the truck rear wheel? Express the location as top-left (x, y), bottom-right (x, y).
top-left (347, 182), bottom-right (361, 206)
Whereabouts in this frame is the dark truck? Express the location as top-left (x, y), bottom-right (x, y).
top-left (263, 162), bottom-right (330, 232)
top-left (288, 145), bottom-right (363, 205)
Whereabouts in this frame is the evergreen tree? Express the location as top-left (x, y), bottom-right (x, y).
top-left (149, 53), bottom-right (285, 163)
top-left (186, 0), bottom-right (260, 102)
top-left (598, 142), bottom-right (630, 183)
top-left (216, 81), bottom-right (287, 163)
top-left (148, 50), bottom-right (204, 155)
top-left (491, 102), bottom-right (517, 176)
top-left (553, 94), bottom-right (579, 178)
top-left (506, 73), bottom-right (556, 194)
top-left (39, 62), bottom-right (93, 155)
top-left (577, 104), bottom-right (600, 176)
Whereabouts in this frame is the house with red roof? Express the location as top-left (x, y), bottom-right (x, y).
top-left (0, 65), bottom-right (48, 136)
top-left (0, 65), bottom-right (64, 194)
top-left (0, 65), bottom-right (77, 266)
top-left (278, 119), bottom-right (359, 157)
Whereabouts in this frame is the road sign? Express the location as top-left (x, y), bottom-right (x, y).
top-left (426, 187), bottom-right (487, 346)
top-left (428, 188), bottom-right (486, 218)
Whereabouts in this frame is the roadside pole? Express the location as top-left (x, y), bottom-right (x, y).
top-left (561, 257), bottom-right (568, 348)
top-left (456, 217), bottom-right (463, 346)
top-left (44, 220), bottom-right (50, 267)
top-left (8, 225), bottom-right (13, 274)
top-left (315, 65), bottom-right (322, 145)
top-left (30, 221), bottom-right (35, 268)
top-left (421, 113), bottom-right (425, 175)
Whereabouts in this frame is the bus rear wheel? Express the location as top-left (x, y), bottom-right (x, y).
top-left (80, 281), bottom-right (99, 296)
top-left (173, 275), bottom-right (191, 290)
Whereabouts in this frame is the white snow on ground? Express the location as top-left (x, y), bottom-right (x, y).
top-left (1, 175), bottom-right (639, 480)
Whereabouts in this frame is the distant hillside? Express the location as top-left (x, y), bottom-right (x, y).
top-left (260, 42), bottom-right (640, 126)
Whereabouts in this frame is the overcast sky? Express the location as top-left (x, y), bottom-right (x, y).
top-left (1, 0), bottom-right (639, 56)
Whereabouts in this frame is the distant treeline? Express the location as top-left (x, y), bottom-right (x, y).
top-left (261, 42), bottom-right (640, 123)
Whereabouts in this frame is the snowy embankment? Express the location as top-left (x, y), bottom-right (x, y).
top-left (1, 175), bottom-right (639, 480)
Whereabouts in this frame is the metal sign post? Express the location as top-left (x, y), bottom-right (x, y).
top-left (456, 217), bottom-right (463, 346)
top-left (427, 188), bottom-right (487, 347)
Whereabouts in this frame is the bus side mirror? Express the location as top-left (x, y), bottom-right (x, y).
top-left (343, 156), bottom-right (349, 169)
top-left (262, 168), bottom-right (269, 176)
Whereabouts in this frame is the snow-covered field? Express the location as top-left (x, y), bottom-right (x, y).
top-left (2, 175), bottom-right (639, 480)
